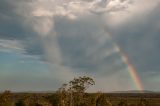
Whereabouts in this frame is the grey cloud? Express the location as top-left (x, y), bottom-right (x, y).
top-left (0, 39), bottom-right (25, 53)
top-left (0, 0), bottom-right (60, 63)
top-left (23, 38), bottom-right (45, 56)
top-left (54, 15), bottom-right (125, 75)
top-left (108, 4), bottom-right (160, 76)
top-left (1, 0), bottom-right (160, 91)
top-left (0, 0), bottom-right (130, 76)
top-left (0, 0), bottom-right (45, 59)
top-left (1, 0), bottom-right (159, 76)
top-left (0, 0), bottom-right (38, 41)
top-left (90, 0), bottom-right (133, 15)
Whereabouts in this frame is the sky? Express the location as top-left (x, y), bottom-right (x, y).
top-left (0, 0), bottom-right (160, 92)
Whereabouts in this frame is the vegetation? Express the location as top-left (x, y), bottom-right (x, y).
top-left (0, 76), bottom-right (160, 106)
top-left (0, 90), bottom-right (14, 106)
top-left (56, 76), bottom-right (95, 106)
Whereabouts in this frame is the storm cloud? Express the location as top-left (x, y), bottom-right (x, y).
top-left (0, 0), bottom-right (160, 91)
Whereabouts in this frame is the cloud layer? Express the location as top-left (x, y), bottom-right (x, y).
top-left (0, 0), bottom-right (160, 91)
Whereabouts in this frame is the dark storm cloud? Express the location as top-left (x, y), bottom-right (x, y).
top-left (0, 0), bottom-right (45, 59)
top-left (0, 0), bottom-right (15, 17)
top-left (109, 4), bottom-right (160, 76)
top-left (0, 0), bottom-right (160, 91)
top-left (0, 0), bottom-right (160, 76)
top-left (0, 0), bottom-right (37, 40)
top-left (54, 16), bottom-right (124, 74)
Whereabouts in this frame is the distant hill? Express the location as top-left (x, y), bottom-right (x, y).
top-left (0, 90), bottom-right (158, 94)
top-left (111, 90), bottom-right (155, 93)
top-left (17, 91), bottom-right (56, 93)
top-left (4, 90), bottom-right (56, 94)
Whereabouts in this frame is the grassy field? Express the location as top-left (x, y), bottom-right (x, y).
top-left (0, 91), bottom-right (160, 106)
top-left (105, 93), bottom-right (160, 106)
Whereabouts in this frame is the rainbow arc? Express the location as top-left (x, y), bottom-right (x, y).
top-left (114, 44), bottom-right (144, 91)
top-left (105, 31), bottom-right (144, 91)
top-left (121, 53), bottom-right (144, 91)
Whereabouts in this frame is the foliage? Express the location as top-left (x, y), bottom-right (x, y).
top-left (57, 76), bottom-right (95, 106)
top-left (0, 91), bottom-right (159, 106)
top-left (15, 100), bottom-right (25, 106)
top-left (137, 98), bottom-right (149, 106)
top-left (0, 90), bottom-right (14, 106)
top-left (0, 76), bottom-right (159, 106)
top-left (46, 94), bottom-right (59, 106)
top-left (95, 93), bottom-right (112, 106)
top-left (69, 76), bottom-right (95, 93)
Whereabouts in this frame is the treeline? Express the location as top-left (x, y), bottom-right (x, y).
top-left (0, 91), bottom-right (152, 106)
top-left (0, 76), bottom-right (157, 106)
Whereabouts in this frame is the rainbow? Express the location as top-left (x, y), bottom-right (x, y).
top-left (115, 44), bottom-right (144, 92)
top-left (114, 44), bottom-right (144, 91)
top-left (121, 53), bottom-right (144, 91)
top-left (104, 30), bottom-right (144, 91)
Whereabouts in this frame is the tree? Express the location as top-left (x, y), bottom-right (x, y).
top-left (69, 76), bottom-right (95, 93)
top-left (69, 76), bottom-right (95, 106)
top-left (57, 84), bottom-right (70, 106)
top-left (57, 76), bottom-right (95, 106)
